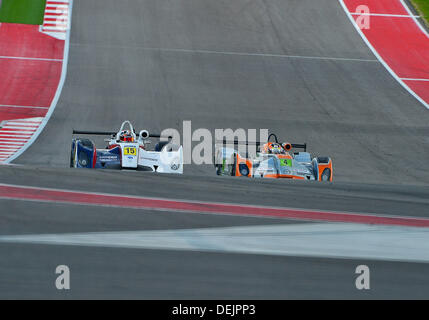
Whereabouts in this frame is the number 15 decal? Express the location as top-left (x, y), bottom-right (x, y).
top-left (124, 147), bottom-right (136, 155)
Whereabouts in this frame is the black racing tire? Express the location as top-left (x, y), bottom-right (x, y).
top-left (215, 164), bottom-right (222, 176)
top-left (321, 168), bottom-right (332, 181)
top-left (230, 154), bottom-right (237, 176)
top-left (70, 142), bottom-right (75, 168)
top-left (79, 138), bottom-right (94, 149)
top-left (316, 156), bottom-right (330, 164)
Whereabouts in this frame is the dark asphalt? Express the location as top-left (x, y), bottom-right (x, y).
top-left (2, 243), bottom-right (429, 299)
top-left (2, 0), bottom-right (429, 299)
top-left (1, 165), bottom-right (429, 220)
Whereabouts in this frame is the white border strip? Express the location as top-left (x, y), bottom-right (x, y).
top-left (4, 0), bottom-right (74, 163)
top-left (0, 55), bottom-right (62, 62)
top-left (0, 104), bottom-right (49, 109)
top-left (350, 12), bottom-right (420, 18)
top-left (339, 0), bottom-right (429, 110)
top-left (401, 78), bottom-right (429, 82)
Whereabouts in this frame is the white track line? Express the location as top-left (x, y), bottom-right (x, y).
top-left (5, 118), bottom-right (43, 122)
top-left (46, 5), bottom-right (68, 9)
top-left (0, 129), bottom-right (38, 133)
top-left (72, 42), bottom-right (379, 63)
top-left (44, 14), bottom-right (68, 19)
top-left (2, 125), bottom-right (38, 129)
top-left (350, 13), bottom-right (420, 18)
top-left (0, 56), bottom-right (62, 62)
top-left (0, 138), bottom-right (31, 141)
top-left (138, 47), bottom-right (379, 62)
top-left (45, 9), bottom-right (69, 14)
top-left (401, 78), bottom-right (429, 82)
top-left (339, 0), bottom-right (429, 110)
top-left (0, 137), bottom-right (32, 140)
top-left (0, 142), bottom-right (25, 146)
top-left (0, 104), bottom-right (49, 109)
top-left (42, 27), bottom-right (67, 31)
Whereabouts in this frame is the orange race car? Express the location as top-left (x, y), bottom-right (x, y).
top-left (214, 134), bottom-right (333, 181)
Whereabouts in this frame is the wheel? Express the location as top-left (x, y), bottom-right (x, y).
top-left (70, 142), bottom-right (75, 168)
top-left (230, 153), bottom-right (237, 176)
top-left (321, 168), bottom-right (331, 181)
top-left (79, 138), bottom-right (94, 148)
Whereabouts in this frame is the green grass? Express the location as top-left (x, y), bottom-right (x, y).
top-left (410, 0), bottom-right (429, 27)
top-left (0, 0), bottom-right (46, 25)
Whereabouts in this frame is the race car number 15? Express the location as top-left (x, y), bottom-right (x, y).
top-left (124, 147), bottom-right (137, 156)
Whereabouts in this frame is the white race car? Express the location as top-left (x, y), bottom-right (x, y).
top-left (71, 120), bottom-right (183, 174)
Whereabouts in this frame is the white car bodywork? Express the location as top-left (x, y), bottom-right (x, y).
top-left (106, 121), bottom-right (183, 173)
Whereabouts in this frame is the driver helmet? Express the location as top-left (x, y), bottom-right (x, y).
top-left (119, 130), bottom-right (134, 142)
top-left (268, 143), bottom-right (284, 154)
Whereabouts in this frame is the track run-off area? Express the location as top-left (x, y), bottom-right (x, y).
top-left (0, 0), bottom-right (71, 163)
top-left (1, 0), bottom-right (429, 298)
top-left (342, 0), bottom-right (429, 107)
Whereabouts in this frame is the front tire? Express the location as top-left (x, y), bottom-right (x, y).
top-left (70, 142), bottom-right (76, 168)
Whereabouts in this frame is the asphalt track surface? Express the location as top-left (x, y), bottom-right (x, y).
top-left (1, 0), bottom-right (429, 298)
top-left (16, 0), bottom-right (429, 185)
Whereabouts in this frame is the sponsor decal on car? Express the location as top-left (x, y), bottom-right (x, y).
top-left (280, 159), bottom-right (292, 167)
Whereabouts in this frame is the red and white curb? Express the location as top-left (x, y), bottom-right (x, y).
top-left (0, 1), bottom-right (74, 164)
top-left (1, 182), bottom-right (429, 228)
top-left (340, 0), bottom-right (429, 109)
top-left (40, 0), bottom-right (70, 40)
top-left (0, 118), bottom-right (43, 162)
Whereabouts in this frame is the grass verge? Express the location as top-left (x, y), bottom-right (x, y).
top-left (0, 0), bottom-right (46, 25)
top-left (410, 0), bottom-right (429, 27)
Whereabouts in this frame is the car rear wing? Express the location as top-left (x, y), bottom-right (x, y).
top-left (216, 138), bottom-right (307, 152)
top-left (291, 143), bottom-right (307, 151)
top-left (72, 130), bottom-right (171, 139)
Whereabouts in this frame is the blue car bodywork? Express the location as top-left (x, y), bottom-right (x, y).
top-left (71, 138), bottom-right (122, 169)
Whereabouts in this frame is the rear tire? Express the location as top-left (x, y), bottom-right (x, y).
top-left (230, 154), bottom-right (237, 176)
top-left (215, 164), bottom-right (222, 175)
top-left (79, 138), bottom-right (94, 148)
top-left (316, 157), bottom-right (330, 164)
top-left (321, 168), bottom-right (331, 181)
